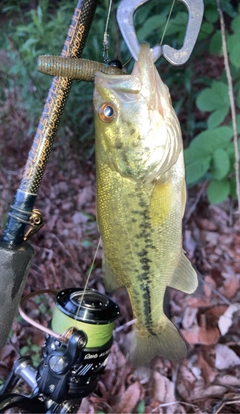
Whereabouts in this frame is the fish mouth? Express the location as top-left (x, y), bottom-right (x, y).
top-left (94, 44), bottom-right (167, 116)
top-left (94, 44), bottom-right (155, 96)
top-left (132, 44), bottom-right (169, 117)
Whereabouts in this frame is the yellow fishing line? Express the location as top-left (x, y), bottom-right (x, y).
top-left (52, 306), bottom-right (114, 348)
top-left (160, 0), bottom-right (176, 45)
top-left (123, 56), bottom-right (133, 68)
top-left (75, 238), bottom-right (101, 319)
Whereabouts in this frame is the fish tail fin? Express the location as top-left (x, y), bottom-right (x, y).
top-left (130, 315), bottom-right (188, 366)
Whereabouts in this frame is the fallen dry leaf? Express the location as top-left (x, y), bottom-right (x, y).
top-left (215, 344), bottom-right (240, 370)
top-left (203, 385), bottom-right (226, 397)
top-left (111, 381), bottom-right (142, 413)
top-left (151, 371), bottom-right (176, 403)
top-left (182, 306), bottom-right (198, 330)
top-left (198, 349), bottom-right (217, 384)
top-left (186, 297), bottom-right (212, 308)
top-left (77, 186), bottom-right (93, 208)
top-left (182, 324), bottom-right (220, 346)
top-left (218, 303), bottom-right (240, 336)
top-left (219, 274), bottom-right (240, 299)
top-left (203, 275), bottom-right (217, 297)
top-left (151, 371), bottom-right (178, 414)
top-left (216, 374), bottom-right (240, 387)
top-left (78, 398), bottom-right (95, 414)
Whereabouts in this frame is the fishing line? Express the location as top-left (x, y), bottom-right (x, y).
top-left (103, 0), bottom-right (113, 62)
top-left (160, 0), bottom-right (176, 46)
top-left (74, 237), bottom-right (101, 320)
top-left (122, 56), bottom-right (133, 68)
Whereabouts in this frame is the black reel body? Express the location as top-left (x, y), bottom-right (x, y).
top-left (39, 288), bottom-right (120, 402)
top-left (0, 289), bottom-right (120, 413)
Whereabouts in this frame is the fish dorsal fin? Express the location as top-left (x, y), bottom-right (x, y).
top-left (168, 251), bottom-right (198, 294)
top-left (103, 255), bottom-right (123, 293)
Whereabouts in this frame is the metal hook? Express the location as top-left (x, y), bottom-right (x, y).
top-left (116, 0), bottom-right (204, 65)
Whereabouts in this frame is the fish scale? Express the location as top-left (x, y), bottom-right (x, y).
top-left (94, 44), bottom-right (198, 365)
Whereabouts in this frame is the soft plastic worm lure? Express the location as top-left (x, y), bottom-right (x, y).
top-left (37, 56), bottom-right (125, 80)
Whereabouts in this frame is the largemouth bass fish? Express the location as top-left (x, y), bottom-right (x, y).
top-left (93, 44), bottom-right (198, 365)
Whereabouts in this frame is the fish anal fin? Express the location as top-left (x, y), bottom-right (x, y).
top-left (168, 251), bottom-right (198, 294)
top-left (130, 315), bottom-right (188, 366)
top-left (103, 255), bottom-right (123, 293)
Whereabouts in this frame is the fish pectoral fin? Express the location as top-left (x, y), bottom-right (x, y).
top-left (168, 251), bottom-right (198, 294)
top-left (103, 255), bottom-right (123, 293)
top-left (130, 315), bottom-right (188, 366)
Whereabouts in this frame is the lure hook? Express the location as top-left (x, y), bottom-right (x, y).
top-left (116, 0), bottom-right (204, 65)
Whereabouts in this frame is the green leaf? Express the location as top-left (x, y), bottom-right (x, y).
top-left (231, 14), bottom-right (240, 34)
top-left (226, 139), bottom-right (240, 170)
top-left (236, 115), bottom-right (240, 133)
top-left (229, 178), bottom-right (237, 200)
top-left (222, 1), bottom-right (238, 17)
top-left (81, 239), bottom-right (93, 248)
top-left (185, 149), bottom-right (211, 185)
top-left (189, 126), bottom-right (233, 156)
top-left (21, 37), bottom-right (38, 52)
top-left (209, 31), bottom-right (222, 55)
top-left (237, 90), bottom-right (240, 109)
top-left (196, 81), bottom-right (229, 113)
top-left (205, 7), bottom-right (219, 23)
top-left (229, 43), bottom-right (240, 69)
top-left (196, 88), bottom-right (218, 112)
top-left (136, 400), bottom-right (145, 414)
top-left (37, 5), bottom-right (43, 23)
top-left (211, 148), bottom-right (230, 180)
top-left (20, 346), bottom-right (29, 356)
top-left (137, 15), bottom-right (166, 40)
top-left (199, 22), bottom-right (214, 39)
top-left (227, 33), bottom-right (240, 68)
top-left (162, 12), bottom-right (187, 36)
top-left (31, 344), bottom-right (41, 352)
top-left (207, 106), bottom-right (229, 129)
top-left (207, 179), bottom-right (230, 204)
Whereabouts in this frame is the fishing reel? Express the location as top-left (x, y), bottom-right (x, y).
top-left (0, 288), bottom-right (120, 413)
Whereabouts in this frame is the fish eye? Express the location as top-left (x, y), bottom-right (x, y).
top-left (99, 103), bottom-right (116, 123)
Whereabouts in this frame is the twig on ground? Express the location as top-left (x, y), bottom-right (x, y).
top-left (185, 181), bottom-right (208, 222)
top-left (198, 272), bottom-right (232, 306)
top-left (214, 398), bottom-right (240, 414)
top-left (114, 318), bottom-right (136, 333)
top-left (152, 400), bottom-right (200, 412)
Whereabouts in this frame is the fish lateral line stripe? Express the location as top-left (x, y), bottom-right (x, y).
top-left (141, 283), bottom-right (154, 332)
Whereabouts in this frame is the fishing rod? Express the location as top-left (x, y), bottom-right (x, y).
top-left (0, 0), bottom-right (98, 348)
